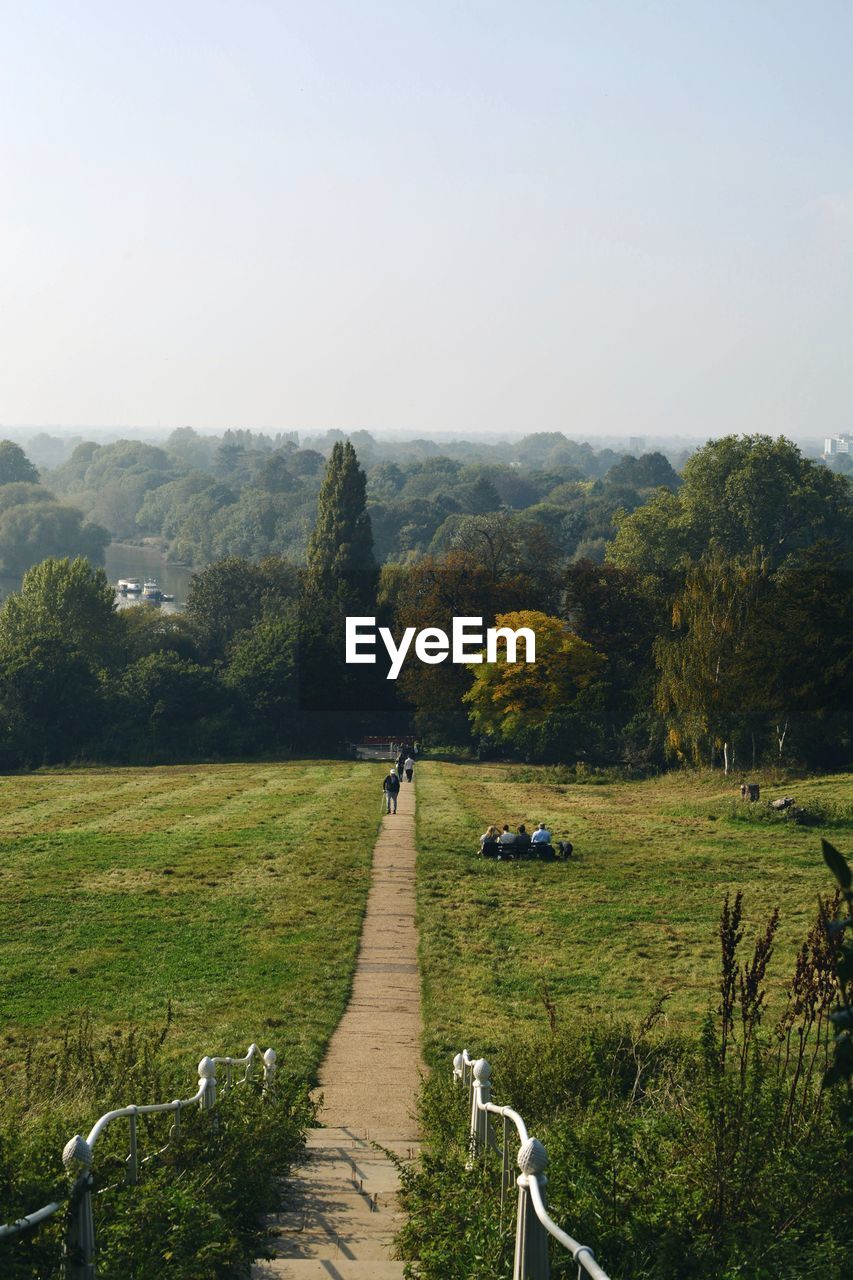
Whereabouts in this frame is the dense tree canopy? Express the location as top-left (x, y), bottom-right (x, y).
top-left (0, 635), bottom-right (102, 766)
top-left (0, 440), bottom-right (39, 486)
top-left (389, 520), bottom-right (564, 743)
top-left (223, 611), bottom-right (299, 746)
top-left (31, 426), bottom-right (704, 569)
top-left (0, 482), bottom-right (53, 517)
top-left (654, 549), bottom-right (772, 769)
top-left (185, 555), bottom-right (299, 658)
top-left (0, 441), bottom-right (109, 575)
top-left (0, 427), bottom-right (845, 772)
top-left (0, 558), bottom-right (119, 765)
top-left (610, 435), bottom-right (852, 577)
top-left (562, 559), bottom-right (663, 762)
top-left (605, 451), bottom-right (680, 491)
top-left (0, 557), bottom-right (121, 665)
top-left (0, 501), bottom-right (109, 574)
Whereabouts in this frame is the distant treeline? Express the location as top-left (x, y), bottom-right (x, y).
top-left (0, 432), bottom-right (848, 773)
top-left (0, 428), bottom-right (688, 572)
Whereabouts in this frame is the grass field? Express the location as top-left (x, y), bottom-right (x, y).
top-left (3, 758), bottom-right (851, 1080)
top-left (0, 761), bottom-right (385, 1079)
top-left (414, 761), bottom-right (853, 1064)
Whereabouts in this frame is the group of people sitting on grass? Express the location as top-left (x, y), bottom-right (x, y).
top-left (478, 822), bottom-right (573, 861)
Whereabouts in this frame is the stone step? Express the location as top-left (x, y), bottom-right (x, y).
top-left (304, 1147), bottom-right (405, 1171)
top-left (252, 1261), bottom-right (406, 1278)
top-left (327, 1166), bottom-right (401, 1197)
top-left (301, 1148), bottom-right (413, 1171)
top-left (276, 1187), bottom-right (399, 1213)
top-left (271, 1189), bottom-right (400, 1228)
top-left (278, 1163), bottom-right (399, 1196)
top-left (305, 1127), bottom-right (415, 1144)
top-left (263, 1229), bottom-right (400, 1260)
top-left (304, 1132), bottom-right (420, 1159)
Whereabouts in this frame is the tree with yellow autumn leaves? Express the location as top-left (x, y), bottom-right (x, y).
top-left (463, 610), bottom-right (606, 758)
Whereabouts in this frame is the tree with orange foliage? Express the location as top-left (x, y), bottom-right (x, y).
top-left (463, 610), bottom-right (606, 758)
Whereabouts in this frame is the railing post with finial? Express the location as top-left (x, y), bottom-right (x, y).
top-left (245, 1043), bottom-right (260, 1083)
top-left (62, 1135), bottom-right (95, 1280)
top-left (470, 1058), bottom-right (493, 1156)
top-left (513, 1137), bottom-right (550, 1280)
top-left (263, 1047), bottom-right (277, 1096)
top-left (125, 1107), bottom-right (138, 1185)
top-left (198, 1056), bottom-right (216, 1111)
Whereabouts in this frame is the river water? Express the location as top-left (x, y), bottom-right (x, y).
top-left (0, 544), bottom-right (194, 614)
top-left (105, 544), bottom-right (193, 613)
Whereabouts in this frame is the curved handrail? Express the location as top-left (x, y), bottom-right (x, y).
top-left (526, 1177), bottom-right (612, 1280)
top-left (481, 1100), bottom-right (529, 1144)
top-left (85, 1080), bottom-right (206, 1152)
top-left (454, 1047), bottom-right (612, 1280)
top-left (84, 1043), bottom-right (271, 1149)
top-left (1, 1040), bottom-right (277, 1266)
top-left (86, 1080), bottom-right (206, 1149)
top-left (0, 1200), bottom-right (63, 1242)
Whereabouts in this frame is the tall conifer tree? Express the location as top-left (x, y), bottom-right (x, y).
top-left (296, 442), bottom-right (387, 744)
top-left (306, 441), bottom-right (377, 611)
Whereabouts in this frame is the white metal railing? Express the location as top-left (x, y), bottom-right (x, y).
top-left (0, 1042), bottom-right (277, 1279)
top-left (453, 1049), bottom-right (612, 1280)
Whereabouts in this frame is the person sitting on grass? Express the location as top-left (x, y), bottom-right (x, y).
top-left (479, 825), bottom-right (501, 858)
top-left (515, 823), bottom-right (532, 855)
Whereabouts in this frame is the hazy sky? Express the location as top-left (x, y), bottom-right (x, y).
top-left (1, 1), bottom-right (850, 437)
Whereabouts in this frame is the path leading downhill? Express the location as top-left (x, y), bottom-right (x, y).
top-left (253, 774), bottom-right (422, 1279)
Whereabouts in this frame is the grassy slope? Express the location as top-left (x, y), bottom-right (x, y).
top-left (415, 761), bottom-right (852, 1064)
top-left (0, 761), bottom-right (385, 1078)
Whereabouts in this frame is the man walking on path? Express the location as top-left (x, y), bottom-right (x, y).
top-left (383, 766), bottom-right (401, 813)
top-left (404, 754), bottom-right (414, 782)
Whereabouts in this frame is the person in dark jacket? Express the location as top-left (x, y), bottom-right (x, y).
top-left (383, 768), bottom-right (401, 814)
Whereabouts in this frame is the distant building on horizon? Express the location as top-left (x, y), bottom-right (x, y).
top-left (823, 432), bottom-right (852, 456)
top-left (628, 435), bottom-right (646, 455)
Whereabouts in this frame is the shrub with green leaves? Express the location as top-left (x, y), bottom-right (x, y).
top-left (821, 839), bottom-right (853, 1125)
top-left (398, 893), bottom-right (850, 1280)
top-left (0, 1015), bottom-right (312, 1279)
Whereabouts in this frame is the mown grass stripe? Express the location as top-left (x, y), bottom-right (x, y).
top-left (414, 761), bottom-right (852, 1064)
